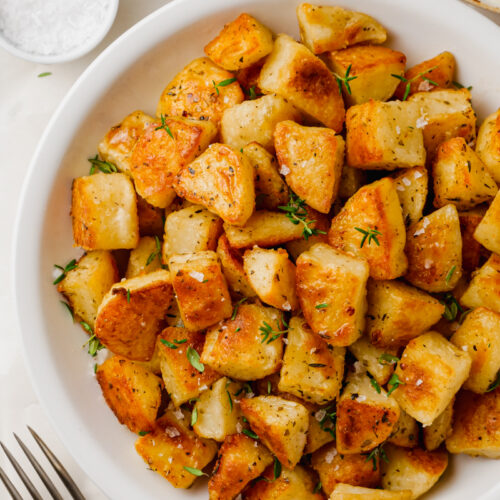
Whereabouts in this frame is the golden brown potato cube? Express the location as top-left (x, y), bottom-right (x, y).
top-left (136, 195), bottom-right (164, 237)
top-left (243, 247), bottom-right (298, 311)
top-left (297, 3), bottom-right (387, 53)
top-left (221, 94), bottom-right (301, 152)
top-left (245, 464), bottom-right (324, 500)
top-left (169, 251), bottom-right (232, 330)
top-left (450, 307), bottom-right (500, 393)
top-left (328, 177), bottom-right (407, 280)
top-left (461, 254), bottom-right (500, 313)
top-left (296, 243), bottom-right (369, 346)
top-left (405, 204), bottom-right (462, 292)
top-left (394, 51), bottom-right (456, 100)
top-left (474, 190), bottom-right (500, 255)
top-left (224, 210), bottom-right (305, 248)
top-left (327, 45), bottom-right (405, 106)
top-left (174, 143), bottom-right (255, 226)
top-left (204, 13), bottom-right (273, 71)
top-left (135, 410), bottom-right (218, 488)
top-left (158, 327), bottom-right (220, 406)
top-left (278, 316), bottom-right (345, 404)
top-left (96, 356), bottom-right (162, 433)
top-left (392, 331), bottom-right (471, 426)
top-left (311, 443), bottom-right (381, 496)
top-left (97, 110), bottom-right (155, 175)
top-left (58, 250), bottom-right (118, 328)
top-left (476, 108), bottom-right (500, 183)
top-left (331, 484), bottom-right (413, 500)
top-left (259, 34), bottom-right (345, 132)
top-left (208, 433), bottom-right (273, 500)
top-left (365, 280), bottom-right (444, 348)
top-left (242, 142), bottom-right (289, 210)
top-left (95, 270), bottom-right (173, 361)
top-left (446, 387), bottom-right (500, 458)
top-left (336, 370), bottom-right (400, 454)
top-left (381, 444), bottom-right (448, 499)
top-left (388, 409), bottom-right (419, 449)
top-left (423, 398), bottom-right (454, 451)
top-left (130, 117), bottom-right (217, 208)
top-left (72, 173), bottom-right (139, 250)
top-left (125, 236), bottom-right (162, 279)
top-left (201, 303), bottom-right (283, 380)
top-left (408, 88), bottom-right (476, 160)
top-left (392, 166), bottom-right (428, 227)
top-left (274, 120), bottom-right (344, 213)
top-left (162, 205), bottom-right (222, 260)
top-left (459, 206), bottom-right (486, 273)
top-left (433, 137), bottom-right (497, 210)
top-left (346, 100), bottom-right (425, 171)
top-left (240, 395), bottom-right (309, 468)
top-left (216, 234), bottom-right (256, 297)
top-left (339, 166), bottom-right (366, 201)
top-left (156, 57), bottom-right (244, 123)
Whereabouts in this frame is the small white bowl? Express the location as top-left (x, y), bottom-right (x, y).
top-left (0, 0), bottom-right (119, 64)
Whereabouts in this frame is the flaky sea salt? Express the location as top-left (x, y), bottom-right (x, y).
top-left (325, 449), bottom-right (337, 463)
top-left (189, 271), bottom-right (205, 282)
top-left (416, 379), bottom-right (423, 386)
top-left (280, 164), bottom-right (290, 175)
top-left (418, 80), bottom-right (434, 92)
top-left (165, 427), bottom-right (181, 438)
top-left (416, 115), bottom-right (429, 129)
top-left (315, 409), bottom-right (327, 422)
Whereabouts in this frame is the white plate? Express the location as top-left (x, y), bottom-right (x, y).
top-left (12, 0), bottom-right (500, 498)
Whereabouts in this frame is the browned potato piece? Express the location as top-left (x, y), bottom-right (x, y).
top-left (125, 236), bottom-right (162, 278)
top-left (98, 110), bottom-right (154, 175)
top-left (366, 280), bottom-right (444, 349)
top-left (174, 143), bottom-right (255, 226)
top-left (327, 46), bottom-right (405, 105)
top-left (72, 173), bottom-right (139, 250)
top-left (169, 251), bottom-right (232, 331)
top-left (274, 120), bottom-right (344, 213)
top-left (392, 166), bottom-right (428, 227)
top-left (201, 303), bottom-right (283, 380)
top-left (433, 137), bottom-right (497, 210)
top-left (208, 433), bottom-right (273, 500)
top-left (130, 117), bottom-right (217, 209)
top-left (278, 316), bottom-right (345, 404)
top-left (136, 195), bottom-right (164, 237)
top-left (243, 247), bottom-right (298, 311)
top-left (405, 204), bottom-right (462, 292)
top-left (474, 190), bottom-right (500, 255)
top-left (296, 3), bottom-right (387, 53)
top-left (336, 370), bottom-right (400, 454)
top-left (296, 243), bottom-right (369, 346)
top-left (476, 108), bottom-right (500, 183)
top-left (331, 484), bottom-right (413, 500)
top-left (58, 250), bottom-right (118, 328)
top-left (450, 307), bottom-right (500, 393)
top-left (95, 270), bottom-right (173, 361)
top-left (388, 409), bottom-right (419, 449)
top-left (135, 409), bottom-right (218, 488)
top-left (446, 387), bottom-right (500, 458)
top-left (392, 332), bottom-right (471, 426)
top-left (240, 395), bottom-right (309, 468)
top-left (311, 443), bottom-right (381, 496)
top-left (394, 51), bottom-right (456, 100)
top-left (381, 444), bottom-right (448, 499)
top-left (461, 254), bottom-right (500, 313)
top-left (259, 34), bottom-right (345, 132)
top-left (459, 206), bottom-right (486, 273)
top-left (204, 13), bottom-right (273, 71)
top-left (242, 142), bottom-right (289, 210)
top-left (423, 398), bottom-right (454, 451)
top-left (156, 57), bottom-right (244, 123)
top-left (96, 356), bottom-right (162, 433)
top-left (346, 100), bottom-right (425, 171)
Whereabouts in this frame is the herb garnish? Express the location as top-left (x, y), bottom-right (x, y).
top-left (191, 407), bottom-right (198, 426)
top-left (387, 373), bottom-right (404, 396)
top-left (453, 81), bottom-right (473, 91)
top-left (318, 404), bottom-right (336, 438)
top-left (155, 114), bottom-right (174, 139)
top-left (333, 64), bottom-right (357, 95)
top-left (370, 378), bottom-right (381, 394)
top-left (354, 227), bottom-right (381, 248)
top-left (445, 265), bottom-right (457, 285)
top-left (440, 292), bottom-right (462, 321)
top-left (146, 236), bottom-right (162, 266)
top-left (226, 380), bottom-right (234, 411)
top-left (81, 322), bottom-right (104, 357)
top-left (273, 457), bottom-right (282, 480)
top-left (60, 301), bottom-right (74, 321)
top-left (267, 380), bottom-right (272, 394)
top-left (187, 346), bottom-right (204, 373)
top-left (315, 303), bottom-right (329, 309)
top-left (88, 155), bottom-right (118, 174)
top-left (391, 65), bottom-right (439, 100)
top-left (242, 428), bottom-right (259, 440)
top-left (38, 72), bottom-right (52, 78)
top-left (231, 297), bottom-right (247, 321)
top-left (126, 289), bottom-right (131, 303)
top-left (365, 445), bottom-right (388, 471)
top-left (486, 371), bottom-right (500, 393)
top-left (259, 320), bottom-right (287, 344)
top-left (183, 466), bottom-right (208, 477)
top-left (138, 430), bottom-right (150, 436)
top-left (378, 353), bottom-right (400, 365)
top-left (53, 259), bottom-right (78, 285)
top-left (212, 77), bottom-right (237, 95)
top-left (314, 481), bottom-right (322, 494)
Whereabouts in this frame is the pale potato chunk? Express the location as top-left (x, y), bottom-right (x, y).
top-left (72, 172), bottom-right (139, 250)
top-left (240, 395), bottom-right (309, 468)
top-left (327, 45), bottom-right (405, 105)
top-left (221, 94), bottom-right (301, 152)
top-left (405, 204), bottom-right (462, 292)
top-left (296, 243), bottom-right (369, 346)
top-left (58, 250), bottom-right (118, 328)
top-left (259, 34), bottom-right (345, 132)
top-left (381, 444), bottom-right (448, 500)
top-left (243, 247), bottom-right (298, 311)
top-left (201, 303), bottom-right (283, 380)
top-left (331, 484), bottom-right (413, 500)
top-left (474, 190), bottom-right (500, 254)
top-left (423, 398), bottom-right (454, 451)
top-left (274, 120), bottom-right (344, 213)
top-left (278, 316), bottom-right (345, 404)
top-left (156, 57), bottom-right (244, 123)
top-left (346, 100), bottom-right (425, 170)
top-left (476, 108), bottom-right (500, 183)
top-left (297, 3), bottom-right (387, 53)
top-left (459, 206), bottom-right (486, 273)
top-left (461, 254), bottom-right (500, 313)
top-left (392, 332), bottom-right (471, 426)
top-left (392, 166), bottom-right (428, 226)
top-left (126, 236), bottom-right (162, 278)
top-left (328, 178), bottom-right (407, 280)
top-left (388, 409), bottom-right (419, 449)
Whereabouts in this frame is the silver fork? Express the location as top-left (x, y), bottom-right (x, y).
top-left (0, 426), bottom-right (85, 500)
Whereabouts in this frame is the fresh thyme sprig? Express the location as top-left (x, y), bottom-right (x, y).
top-left (53, 259), bottom-right (78, 285)
top-left (445, 265), bottom-right (457, 285)
top-left (440, 292), bottom-right (462, 321)
top-left (354, 227), bottom-right (381, 248)
top-left (453, 81), bottom-right (473, 91)
top-left (333, 64), bottom-right (357, 95)
top-left (378, 353), bottom-right (400, 365)
top-left (391, 65), bottom-right (439, 101)
top-left (486, 371), bottom-right (500, 393)
top-left (364, 444), bottom-right (388, 471)
top-left (317, 404), bottom-right (336, 438)
top-left (146, 236), bottom-right (162, 266)
top-left (88, 155), bottom-right (118, 175)
top-left (155, 114), bottom-right (174, 138)
top-left (187, 346), bottom-right (204, 373)
top-left (259, 320), bottom-right (288, 344)
top-left (231, 297), bottom-right (247, 321)
top-left (212, 77), bottom-right (237, 95)
top-left (81, 322), bottom-right (104, 357)
top-left (387, 373), bottom-right (404, 397)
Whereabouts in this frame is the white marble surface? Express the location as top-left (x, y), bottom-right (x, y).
top-left (0, 1), bottom-right (499, 499)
